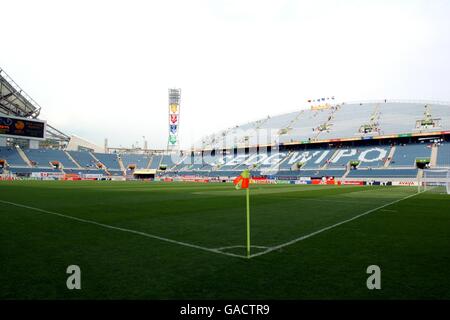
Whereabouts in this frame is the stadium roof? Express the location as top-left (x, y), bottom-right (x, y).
top-left (0, 68), bottom-right (41, 118)
top-left (0, 67), bottom-right (70, 142)
top-left (198, 100), bottom-right (450, 150)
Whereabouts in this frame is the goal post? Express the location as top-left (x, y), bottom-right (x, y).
top-left (418, 169), bottom-right (450, 194)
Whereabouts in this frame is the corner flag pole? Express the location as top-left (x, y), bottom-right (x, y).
top-left (232, 169), bottom-right (251, 258)
top-left (246, 186), bottom-right (251, 258)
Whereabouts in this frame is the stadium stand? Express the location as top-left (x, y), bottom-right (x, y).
top-left (108, 170), bottom-right (124, 176)
top-left (170, 155), bottom-right (191, 171)
top-left (189, 156), bottom-right (212, 171)
top-left (317, 104), bottom-right (375, 140)
top-left (0, 146), bottom-right (28, 167)
top-left (2, 100), bottom-right (449, 182)
top-left (278, 109), bottom-right (334, 144)
top-left (218, 153), bottom-right (250, 171)
top-left (0, 143), bottom-right (445, 181)
top-left (253, 152), bottom-right (287, 170)
top-left (327, 146), bottom-right (390, 169)
top-left (436, 143), bottom-right (450, 167)
top-left (389, 143), bottom-right (432, 167)
top-left (189, 163), bottom-right (207, 170)
top-left (282, 148), bottom-right (334, 169)
top-left (208, 170), bottom-right (245, 177)
top-left (93, 152), bottom-right (121, 170)
top-left (278, 151), bottom-right (295, 170)
top-left (200, 102), bottom-right (450, 149)
top-left (23, 149), bottom-right (78, 168)
top-left (148, 155), bottom-right (163, 169)
top-left (356, 146), bottom-right (391, 168)
top-left (160, 155), bottom-right (180, 170)
top-left (120, 154), bottom-right (152, 169)
top-left (298, 169), bottom-right (346, 177)
top-left (347, 168), bottom-right (418, 178)
top-left (67, 151), bottom-right (98, 168)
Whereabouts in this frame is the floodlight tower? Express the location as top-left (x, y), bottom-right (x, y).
top-left (167, 88), bottom-right (181, 151)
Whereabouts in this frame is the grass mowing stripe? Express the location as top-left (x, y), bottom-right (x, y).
top-left (249, 190), bottom-right (425, 258)
top-left (0, 199), bottom-right (247, 259)
top-left (287, 198), bottom-right (384, 205)
top-left (191, 185), bottom-right (346, 196)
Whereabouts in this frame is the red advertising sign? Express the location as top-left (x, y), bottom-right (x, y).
top-left (340, 180), bottom-right (364, 185)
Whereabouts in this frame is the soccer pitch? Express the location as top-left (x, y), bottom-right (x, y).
top-left (1, 181), bottom-right (449, 299)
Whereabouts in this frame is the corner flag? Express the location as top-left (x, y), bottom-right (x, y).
top-left (233, 169), bottom-right (250, 189)
top-left (233, 169), bottom-right (251, 258)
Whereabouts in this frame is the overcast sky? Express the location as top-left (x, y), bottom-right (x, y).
top-left (1, 0), bottom-right (449, 149)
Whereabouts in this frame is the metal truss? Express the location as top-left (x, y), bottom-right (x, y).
top-left (0, 67), bottom-right (70, 142)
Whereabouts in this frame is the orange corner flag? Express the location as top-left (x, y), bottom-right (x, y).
top-left (233, 169), bottom-right (250, 189)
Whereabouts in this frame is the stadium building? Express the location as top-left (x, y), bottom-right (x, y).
top-left (1, 67), bottom-right (449, 188)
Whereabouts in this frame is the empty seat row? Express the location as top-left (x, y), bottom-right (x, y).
top-left (0, 147), bottom-right (27, 166)
top-left (23, 149), bottom-right (78, 168)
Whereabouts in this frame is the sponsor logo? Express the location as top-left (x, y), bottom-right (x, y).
top-left (392, 181), bottom-right (418, 186)
top-left (341, 180), bottom-right (364, 185)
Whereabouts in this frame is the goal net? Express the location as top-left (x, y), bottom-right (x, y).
top-left (418, 169), bottom-right (450, 194)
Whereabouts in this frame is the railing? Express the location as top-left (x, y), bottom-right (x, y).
top-left (0, 68), bottom-right (42, 117)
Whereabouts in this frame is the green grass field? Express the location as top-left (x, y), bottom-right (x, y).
top-left (1, 180), bottom-right (449, 299)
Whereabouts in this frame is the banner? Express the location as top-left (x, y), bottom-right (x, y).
top-left (168, 134), bottom-right (177, 145)
top-left (168, 88), bottom-right (181, 149)
top-left (392, 181), bottom-right (418, 186)
top-left (339, 180), bottom-right (365, 185)
top-left (170, 114), bottom-right (178, 124)
top-left (31, 172), bottom-right (64, 179)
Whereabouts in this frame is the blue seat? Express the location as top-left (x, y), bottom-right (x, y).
top-left (390, 144), bottom-right (432, 167)
top-left (67, 151), bottom-right (97, 168)
top-left (0, 147), bottom-right (27, 167)
top-left (121, 154), bottom-right (151, 169)
top-left (347, 169), bottom-right (418, 178)
top-left (148, 155), bottom-right (163, 169)
top-left (436, 143), bottom-right (450, 167)
top-left (93, 153), bottom-right (120, 170)
top-left (24, 149), bottom-right (78, 168)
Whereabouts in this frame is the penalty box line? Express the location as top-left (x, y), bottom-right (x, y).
top-left (0, 199), bottom-right (247, 260)
top-left (248, 190), bottom-right (425, 259)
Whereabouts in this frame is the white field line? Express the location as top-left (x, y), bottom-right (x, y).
top-left (191, 185), bottom-right (345, 196)
top-left (298, 198), bottom-right (382, 205)
top-left (0, 199), bottom-right (247, 259)
top-left (214, 245), bottom-right (269, 251)
top-left (248, 190), bottom-right (425, 259)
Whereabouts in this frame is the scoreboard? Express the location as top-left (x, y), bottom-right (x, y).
top-left (0, 115), bottom-right (46, 140)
